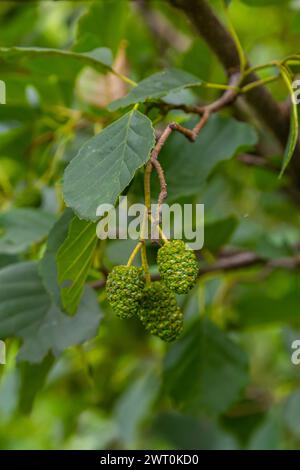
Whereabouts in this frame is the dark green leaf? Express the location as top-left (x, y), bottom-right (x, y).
top-left (164, 319), bottom-right (249, 415)
top-left (204, 216), bottom-right (238, 252)
top-left (153, 412), bottom-right (236, 450)
top-left (0, 208), bottom-right (56, 255)
top-left (279, 66), bottom-right (299, 176)
top-left (56, 217), bottom-right (97, 315)
top-left (63, 109), bottom-right (155, 221)
top-left (283, 390), bottom-right (300, 440)
top-left (73, 0), bottom-right (129, 54)
top-left (18, 285), bottom-right (102, 363)
top-left (241, 0), bottom-right (288, 5)
top-left (0, 46), bottom-right (113, 81)
top-left (233, 285), bottom-right (300, 327)
top-left (39, 209), bottom-right (74, 306)
top-left (158, 115), bottom-right (257, 200)
top-left (248, 413), bottom-right (282, 450)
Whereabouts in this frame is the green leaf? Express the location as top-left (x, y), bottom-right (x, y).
top-left (233, 285), bottom-right (300, 327)
top-left (0, 46), bottom-right (113, 81)
top-left (56, 217), bottom-right (97, 315)
top-left (158, 115), bottom-right (257, 200)
top-left (279, 66), bottom-right (299, 177)
top-left (108, 68), bottom-right (202, 111)
top-left (0, 104), bottom-right (39, 122)
top-left (18, 354), bottom-right (55, 414)
top-left (0, 261), bottom-right (102, 363)
top-left (205, 216), bottom-right (238, 252)
top-left (164, 319), bottom-right (249, 415)
top-left (248, 412), bottom-right (282, 450)
top-left (221, 406), bottom-right (266, 447)
top-left (73, 0), bottom-right (129, 54)
top-left (0, 208), bottom-right (56, 255)
top-left (283, 390), bottom-right (300, 440)
top-left (63, 109), bottom-right (155, 221)
top-left (153, 412), bottom-right (237, 450)
top-left (39, 209), bottom-right (74, 306)
top-left (0, 261), bottom-right (50, 339)
top-left (18, 285), bottom-right (101, 363)
top-left (114, 369), bottom-right (160, 446)
top-left (0, 125), bottom-right (33, 159)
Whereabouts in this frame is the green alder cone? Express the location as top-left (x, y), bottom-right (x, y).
top-left (106, 265), bottom-right (145, 319)
top-left (138, 281), bottom-right (183, 342)
top-left (157, 240), bottom-right (198, 294)
top-left (14, 187), bottom-right (42, 208)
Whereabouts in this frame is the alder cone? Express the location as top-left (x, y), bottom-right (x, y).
top-left (138, 281), bottom-right (183, 342)
top-left (106, 265), bottom-right (145, 319)
top-left (157, 240), bottom-right (198, 294)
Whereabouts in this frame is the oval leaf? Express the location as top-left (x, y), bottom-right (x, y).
top-left (279, 65), bottom-right (299, 177)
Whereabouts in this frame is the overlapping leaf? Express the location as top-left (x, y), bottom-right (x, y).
top-left (63, 109), bottom-right (155, 221)
top-left (0, 261), bottom-right (102, 363)
top-left (164, 319), bottom-right (249, 415)
top-left (56, 217), bottom-right (98, 315)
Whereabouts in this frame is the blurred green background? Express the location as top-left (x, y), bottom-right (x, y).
top-left (1, 0), bottom-right (300, 450)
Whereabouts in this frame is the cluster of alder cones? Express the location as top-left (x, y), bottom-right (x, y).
top-left (106, 240), bottom-right (199, 342)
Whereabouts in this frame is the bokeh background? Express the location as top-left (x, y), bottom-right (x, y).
top-left (0, 0), bottom-right (300, 450)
